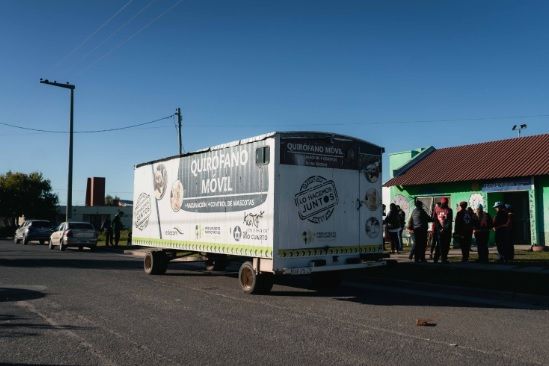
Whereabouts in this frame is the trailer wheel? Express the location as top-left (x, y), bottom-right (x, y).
top-left (238, 261), bottom-right (273, 294)
top-left (144, 251), bottom-right (168, 275)
top-left (311, 271), bottom-right (342, 291)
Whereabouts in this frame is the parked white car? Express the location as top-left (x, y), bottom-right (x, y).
top-left (49, 221), bottom-right (97, 251)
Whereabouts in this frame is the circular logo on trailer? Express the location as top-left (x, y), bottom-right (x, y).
top-left (365, 217), bottom-right (381, 238)
top-left (294, 176), bottom-right (339, 224)
top-left (153, 164), bottom-right (168, 200)
top-left (170, 180), bottom-right (184, 212)
top-left (135, 193), bottom-right (151, 231)
top-left (233, 226), bottom-right (242, 241)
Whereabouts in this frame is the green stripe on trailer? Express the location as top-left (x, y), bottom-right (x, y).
top-left (278, 244), bottom-right (383, 257)
top-left (132, 236), bottom-right (273, 258)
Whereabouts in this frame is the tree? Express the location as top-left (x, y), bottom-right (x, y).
top-left (0, 171), bottom-right (59, 226)
top-left (105, 194), bottom-right (121, 206)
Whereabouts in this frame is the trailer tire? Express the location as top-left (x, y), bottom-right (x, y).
top-left (144, 251), bottom-right (168, 275)
top-left (238, 261), bottom-right (273, 294)
top-left (311, 271), bottom-right (342, 291)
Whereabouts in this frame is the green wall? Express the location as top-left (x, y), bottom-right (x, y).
top-left (536, 176), bottom-right (549, 245)
top-left (387, 150), bottom-right (548, 246)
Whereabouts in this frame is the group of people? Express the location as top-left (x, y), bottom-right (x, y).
top-left (100, 212), bottom-right (124, 246)
top-left (384, 198), bottom-right (514, 264)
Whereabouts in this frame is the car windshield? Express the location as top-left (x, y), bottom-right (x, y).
top-left (30, 221), bottom-right (51, 228)
top-left (68, 223), bottom-right (94, 230)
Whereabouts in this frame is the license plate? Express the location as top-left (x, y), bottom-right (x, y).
top-left (287, 267), bottom-right (312, 275)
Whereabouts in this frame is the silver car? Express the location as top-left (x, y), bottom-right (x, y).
top-left (49, 221), bottom-right (98, 251)
top-left (14, 220), bottom-right (54, 245)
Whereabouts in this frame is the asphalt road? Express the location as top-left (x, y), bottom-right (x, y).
top-left (1, 240), bottom-right (548, 366)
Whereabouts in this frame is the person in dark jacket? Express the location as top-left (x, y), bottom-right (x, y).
top-left (397, 205), bottom-right (406, 252)
top-left (101, 216), bottom-right (113, 246)
top-left (492, 202), bottom-right (508, 263)
top-left (473, 204), bottom-right (492, 263)
top-left (454, 201), bottom-right (474, 262)
top-left (407, 200), bottom-right (431, 262)
top-left (433, 197), bottom-right (453, 263)
top-left (112, 211), bottom-right (124, 247)
top-left (383, 204), bottom-right (401, 254)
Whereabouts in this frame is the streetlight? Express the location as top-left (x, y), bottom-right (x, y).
top-left (40, 78), bottom-right (75, 222)
top-left (512, 123), bottom-right (527, 137)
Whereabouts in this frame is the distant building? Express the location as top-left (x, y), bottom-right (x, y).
top-left (384, 134), bottom-right (549, 246)
top-left (55, 205), bottom-right (132, 229)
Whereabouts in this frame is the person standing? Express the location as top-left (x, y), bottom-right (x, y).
top-left (397, 205), bottom-right (406, 253)
top-left (454, 201), bottom-right (474, 262)
top-left (473, 204), bottom-right (492, 263)
top-left (383, 203), bottom-right (401, 254)
top-left (101, 216), bottom-right (113, 246)
top-left (505, 204), bottom-right (515, 261)
top-left (112, 211), bottom-right (124, 247)
top-left (407, 200), bottom-right (431, 262)
top-left (433, 197), bottom-right (453, 264)
top-left (492, 202), bottom-right (508, 263)
top-left (429, 202), bottom-right (441, 259)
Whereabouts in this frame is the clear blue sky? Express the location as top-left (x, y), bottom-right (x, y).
top-left (1, 0), bottom-right (548, 204)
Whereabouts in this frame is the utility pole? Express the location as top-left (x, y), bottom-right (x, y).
top-left (176, 107), bottom-right (183, 155)
top-left (40, 78), bottom-right (75, 222)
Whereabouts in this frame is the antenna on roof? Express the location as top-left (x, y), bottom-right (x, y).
top-left (512, 123), bottom-right (527, 137)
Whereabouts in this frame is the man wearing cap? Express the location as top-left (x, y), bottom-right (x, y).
top-left (473, 204), bottom-right (492, 263)
top-left (455, 201), bottom-right (474, 262)
top-left (433, 197), bottom-right (453, 263)
top-left (492, 202), bottom-right (508, 263)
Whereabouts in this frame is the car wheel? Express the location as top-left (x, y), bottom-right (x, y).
top-left (59, 240), bottom-right (66, 251)
top-left (23, 236), bottom-right (29, 245)
top-left (48, 240), bottom-right (54, 250)
top-left (78, 246), bottom-right (83, 251)
top-left (14, 236), bottom-right (19, 244)
top-left (89, 246), bottom-right (96, 252)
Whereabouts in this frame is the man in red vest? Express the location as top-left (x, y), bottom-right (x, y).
top-left (433, 197), bottom-right (453, 264)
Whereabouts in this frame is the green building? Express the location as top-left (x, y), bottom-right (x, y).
top-left (384, 134), bottom-right (549, 246)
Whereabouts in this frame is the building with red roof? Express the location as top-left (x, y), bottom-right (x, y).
top-left (384, 133), bottom-right (549, 246)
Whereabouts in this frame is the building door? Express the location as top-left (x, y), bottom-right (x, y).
top-left (503, 191), bottom-right (531, 244)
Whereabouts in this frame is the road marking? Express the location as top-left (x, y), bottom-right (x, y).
top-left (144, 274), bottom-right (545, 365)
top-left (16, 300), bottom-right (117, 366)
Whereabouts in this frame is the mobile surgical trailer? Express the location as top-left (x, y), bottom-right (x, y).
top-left (132, 132), bottom-right (385, 293)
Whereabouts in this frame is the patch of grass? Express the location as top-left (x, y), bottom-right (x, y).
top-left (96, 229), bottom-right (132, 247)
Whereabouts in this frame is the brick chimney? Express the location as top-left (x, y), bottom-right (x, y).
top-left (85, 177), bottom-right (106, 206)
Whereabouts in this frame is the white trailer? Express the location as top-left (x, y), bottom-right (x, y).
top-left (132, 132), bottom-right (385, 293)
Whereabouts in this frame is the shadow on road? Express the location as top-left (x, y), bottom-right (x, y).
top-left (0, 258), bottom-right (142, 271)
top-left (0, 288), bottom-right (45, 303)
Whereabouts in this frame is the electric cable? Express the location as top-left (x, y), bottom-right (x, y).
top-left (0, 114), bottom-right (174, 134)
top-left (51, 0), bottom-right (135, 70)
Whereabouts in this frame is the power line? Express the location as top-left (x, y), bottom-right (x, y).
top-left (0, 114), bottom-right (174, 134)
top-left (77, 0), bottom-right (159, 65)
top-left (77, 0), bottom-right (184, 75)
top-left (51, 0), bottom-right (135, 71)
top-left (182, 113), bottom-right (549, 128)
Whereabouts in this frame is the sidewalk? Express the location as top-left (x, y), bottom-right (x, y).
top-left (387, 245), bottom-right (549, 275)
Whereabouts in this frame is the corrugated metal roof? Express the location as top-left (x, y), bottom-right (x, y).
top-left (384, 133), bottom-right (549, 187)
